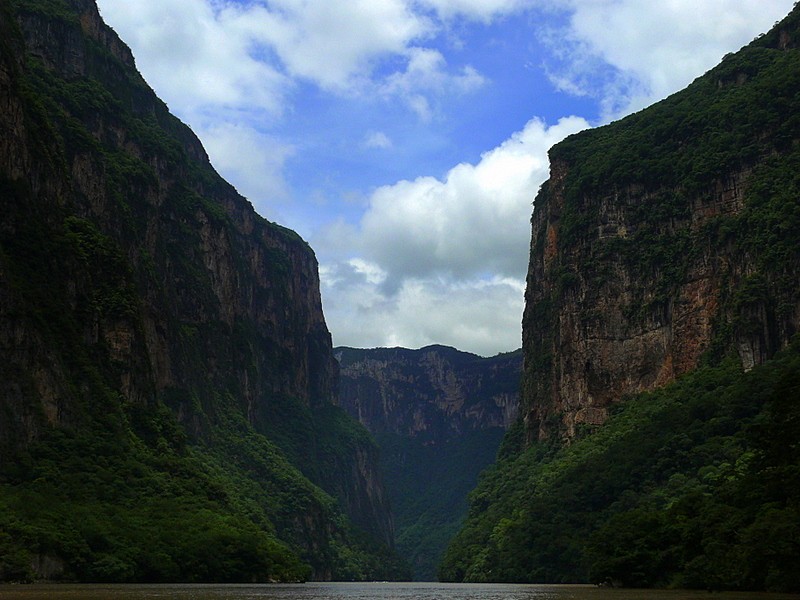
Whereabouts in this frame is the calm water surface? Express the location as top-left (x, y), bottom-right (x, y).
top-left (0, 582), bottom-right (797, 600)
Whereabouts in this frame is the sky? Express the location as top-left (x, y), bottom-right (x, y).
top-left (95, 0), bottom-right (795, 357)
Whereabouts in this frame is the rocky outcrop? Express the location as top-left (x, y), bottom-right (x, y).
top-left (336, 345), bottom-right (520, 442)
top-left (0, 0), bottom-right (396, 578)
top-left (522, 7), bottom-right (800, 441)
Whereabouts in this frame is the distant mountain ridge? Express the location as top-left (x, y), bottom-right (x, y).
top-left (336, 344), bottom-right (520, 441)
top-left (335, 345), bottom-right (521, 580)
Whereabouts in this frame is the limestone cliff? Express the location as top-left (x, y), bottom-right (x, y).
top-left (522, 7), bottom-right (800, 440)
top-left (335, 345), bottom-right (521, 580)
top-left (0, 0), bottom-right (399, 581)
top-left (336, 345), bottom-right (520, 442)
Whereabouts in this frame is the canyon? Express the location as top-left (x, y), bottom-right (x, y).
top-left (336, 345), bottom-right (521, 580)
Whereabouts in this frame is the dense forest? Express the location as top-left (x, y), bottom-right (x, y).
top-left (375, 427), bottom-right (505, 581)
top-left (441, 339), bottom-right (800, 590)
top-left (0, 398), bottom-right (405, 582)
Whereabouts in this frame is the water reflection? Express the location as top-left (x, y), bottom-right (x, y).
top-left (0, 582), bottom-right (797, 600)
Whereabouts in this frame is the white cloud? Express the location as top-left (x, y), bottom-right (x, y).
top-left (348, 258), bottom-right (388, 285)
top-left (357, 116), bottom-right (589, 283)
top-left (420, 0), bottom-right (534, 22)
top-left (97, 0), bottom-right (288, 118)
top-left (218, 0), bottom-right (435, 91)
top-left (99, 0), bottom-right (493, 122)
top-left (321, 267), bottom-right (526, 355)
top-left (380, 47), bottom-right (486, 119)
top-left (546, 0), bottom-right (797, 119)
top-left (363, 131), bottom-right (394, 149)
top-left (318, 115), bottom-right (589, 355)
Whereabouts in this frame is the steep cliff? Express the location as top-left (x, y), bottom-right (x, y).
top-left (523, 7), bottom-right (800, 440)
top-left (336, 345), bottom-right (521, 580)
top-left (441, 6), bottom-right (800, 591)
top-left (0, 0), bottom-right (402, 582)
top-left (337, 345), bottom-right (519, 441)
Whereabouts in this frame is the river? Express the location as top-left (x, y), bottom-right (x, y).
top-left (0, 582), bottom-right (797, 600)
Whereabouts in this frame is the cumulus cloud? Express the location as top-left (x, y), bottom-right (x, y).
top-left (322, 264), bottom-right (527, 355)
top-left (99, 0), bottom-right (491, 116)
top-left (380, 47), bottom-right (486, 119)
top-left (545, 0), bottom-right (796, 119)
top-left (218, 0), bottom-right (435, 91)
top-left (318, 116), bottom-right (589, 355)
top-left (357, 116), bottom-right (588, 283)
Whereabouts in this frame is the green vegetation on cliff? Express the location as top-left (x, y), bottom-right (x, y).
top-left (0, 388), bottom-right (407, 582)
top-left (550, 27), bottom-right (800, 318)
top-left (440, 338), bottom-right (800, 591)
top-left (521, 4), bottom-right (800, 441)
top-left (0, 0), bottom-right (407, 582)
top-left (378, 428), bottom-right (506, 581)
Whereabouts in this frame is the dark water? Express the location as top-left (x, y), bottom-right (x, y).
top-left (0, 582), bottom-right (797, 600)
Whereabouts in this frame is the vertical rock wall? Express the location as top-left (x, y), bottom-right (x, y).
top-left (0, 0), bottom-right (393, 565)
top-left (336, 345), bottom-right (521, 441)
top-left (522, 10), bottom-right (800, 441)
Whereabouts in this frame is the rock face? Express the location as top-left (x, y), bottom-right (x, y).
top-left (336, 345), bottom-right (521, 580)
top-left (522, 8), bottom-right (800, 441)
top-left (0, 0), bottom-right (398, 580)
top-left (3, 0), bottom-right (336, 427)
top-left (337, 345), bottom-right (520, 441)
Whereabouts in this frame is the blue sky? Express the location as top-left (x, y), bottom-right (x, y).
top-left (95, 0), bottom-right (795, 356)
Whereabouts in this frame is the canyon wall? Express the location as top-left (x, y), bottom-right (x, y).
top-left (522, 8), bottom-right (800, 440)
top-left (336, 345), bottom-right (520, 441)
top-left (0, 0), bottom-right (398, 580)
